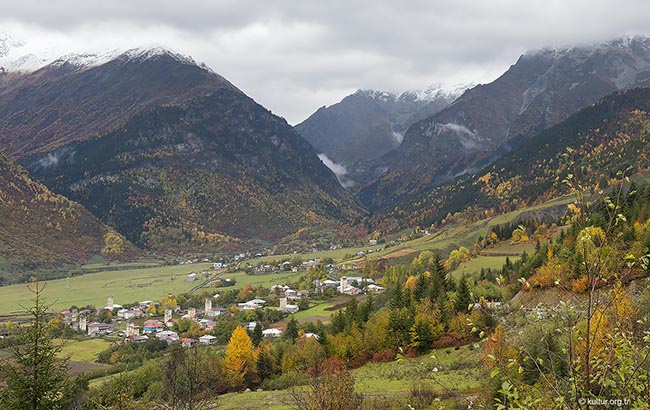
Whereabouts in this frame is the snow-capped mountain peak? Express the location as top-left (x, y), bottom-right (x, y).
top-left (119, 44), bottom-right (198, 65)
top-left (524, 35), bottom-right (650, 61)
top-left (0, 32), bottom-right (25, 57)
top-left (354, 89), bottom-right (397, 102)
top-left (0, 36), bottom-right (208, 74)
top-left (352, 84), bottom-right (472, 105)
top-left (399, 83), bottom-right (473, 103)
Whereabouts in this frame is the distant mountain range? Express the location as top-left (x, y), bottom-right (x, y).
top-left (370, 86), bottom-right (650, 231)
top-left (0, 45), bottom-right (362, 253)
top-left (2, 34), bottom-right (650, 270)
top-left (296, 84), bottom-right (469, 187)
top-left (354, 36), bottom-right (650, 209)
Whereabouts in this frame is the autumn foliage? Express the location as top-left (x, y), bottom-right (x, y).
top-left (222, 325), bottom-right (257, 389)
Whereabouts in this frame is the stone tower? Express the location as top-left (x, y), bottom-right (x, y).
top-left (107, 296), bottom-right (114, 309)
top-left (126, 321), bottom-right (139, 337)
top-left (79, 316), bottom-right (87, 333)
top-left (164, 306), bottom-right (172, 323)
top-left (340, 277), bottom-right (348, 293)
top-left (205, 297), bottom-right (212, 314)
top-left (188, 307), bottom-right (197, 319)
top-left (279, 297), bottom-right (287, 310)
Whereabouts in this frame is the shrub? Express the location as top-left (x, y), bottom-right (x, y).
top-left (372, 349), bottom-right (396, 363)
top-left (571, 275), bottom-right (588, 293)
top-left (260, 371), bottom-right (306, 391)
top-left (291, 368), bottom-right (363, 410)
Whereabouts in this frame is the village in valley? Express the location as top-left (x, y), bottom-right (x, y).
top-left (57, 255), bottom-right (386, 349)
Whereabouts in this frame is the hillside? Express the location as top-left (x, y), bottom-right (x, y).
top-left (0, 46), bottom-right (363, 252)
top-left (0, 47), bottom-right (238, 159)
top-left (370, 86), bottom-right (650, 232)
top-left (23, 88), bottom-right (363, 251)
top-left (0, 153), bottom-right (136, 281)
top-left (359, 36), bottom-right (650, 210)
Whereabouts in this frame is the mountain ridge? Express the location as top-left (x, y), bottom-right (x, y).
top-left (296, 84), bottom-right (468, 187)
top-left (358, 35), bottom-right (650, 210)
top-left (0, 46), bottom-right (240, 159)
top-left (367, 86), bottom-right (650, 233)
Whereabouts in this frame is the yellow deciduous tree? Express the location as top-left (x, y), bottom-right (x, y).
top-left (404, 275), bottom-right (417, 290)
top-left (146, 304), bottom-right (157, 316)
top-left (101, 230), bottom-right (127, 258)
top-left (482, 325), bottom-right (516, 370)
top-left (222, 326), bottom-right (257, 389)
top-left (510, 225), bottom-right (529, 244)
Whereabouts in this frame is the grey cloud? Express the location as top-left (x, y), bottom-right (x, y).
top-left (3, 1), bottom-right (650, 123)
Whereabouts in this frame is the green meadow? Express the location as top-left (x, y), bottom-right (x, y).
top-left (217, 344), bottom-right (484, 409)
top-left (0, 263), bottom-right (214, 314)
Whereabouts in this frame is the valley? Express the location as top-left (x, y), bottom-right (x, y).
top-left (0, 190), bottom-right (552, 315)
top-left (1, 22), bottom-right (650, 409)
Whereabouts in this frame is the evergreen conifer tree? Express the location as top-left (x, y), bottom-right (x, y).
top-left (0, 280), bottom-right (85, 410)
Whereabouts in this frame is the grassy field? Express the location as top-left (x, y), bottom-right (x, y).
top-left (450, 256), bottom-right (511, 279)
top-left (352, 344), bottom-right (483, 395)
top-left (291, 299), bottom-right (341, 323)
top-left (73, 261), bottom-right (163, 272)
top-left (0, 263), bottom-right (215, 314)
top-left (219, 270), bottom-right (302, 290)
top-left (0, 264), bottom-right (315, 315)
top-left (216, 344), bottom-right (484, 409)
top-left (217, 391), bottom-right (293, 410)
top-left (55, 338), bottom-right (112, 363)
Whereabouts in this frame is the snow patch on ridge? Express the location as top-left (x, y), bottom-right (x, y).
top-left (392, 131), bottom-right (404, 144)
top-left (354, 89), bottom-right (397, 102)
top-left (401, 83), bottom-right (474, 103)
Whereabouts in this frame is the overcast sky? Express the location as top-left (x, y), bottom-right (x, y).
top-left (2, 0), bottom-right (650, 124)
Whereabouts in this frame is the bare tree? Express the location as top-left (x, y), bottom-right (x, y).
top-left (156, 343), bottom-right (218, 410)
top-left (291, 367), bottom-right (363, 410)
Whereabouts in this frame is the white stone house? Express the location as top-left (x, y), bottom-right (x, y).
top-left (199, 335), bottom-right (217, 345)
top-left (262, 328), bottom-right (282, 338)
